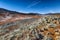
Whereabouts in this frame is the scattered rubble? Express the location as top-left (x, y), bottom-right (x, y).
top-left (0, 15), bottom-right (60, 40)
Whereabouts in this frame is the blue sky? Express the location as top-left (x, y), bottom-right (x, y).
top-left (0, 0), bottom-right (60, 14)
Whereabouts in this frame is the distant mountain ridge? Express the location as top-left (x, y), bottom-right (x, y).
top-left (0, 8), bottom-right (40, 15)
top-left (45, 13), bottom-right (60, 15)
top-left (0, 8), bottom-right (60, 15)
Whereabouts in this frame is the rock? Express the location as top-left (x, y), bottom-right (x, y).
top-left (38, 34), bottom-right (44, 39)
top-left (46, 37), bottom-right (53, 40)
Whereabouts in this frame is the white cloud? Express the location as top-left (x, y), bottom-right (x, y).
top-left (48, 10), bottom-right (55, 13)
top-left (26, 0), bottom-right (41, 8)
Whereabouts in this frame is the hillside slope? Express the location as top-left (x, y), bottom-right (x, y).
top-left (0, 8), bottom-right (41, 25)
top-left (0, 15), bottom-right (60, 40)
top-left (0, 8), bottom-right (60, 40)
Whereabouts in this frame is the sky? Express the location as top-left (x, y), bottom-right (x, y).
top-left (0, 0), bottom-right (60, 14)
